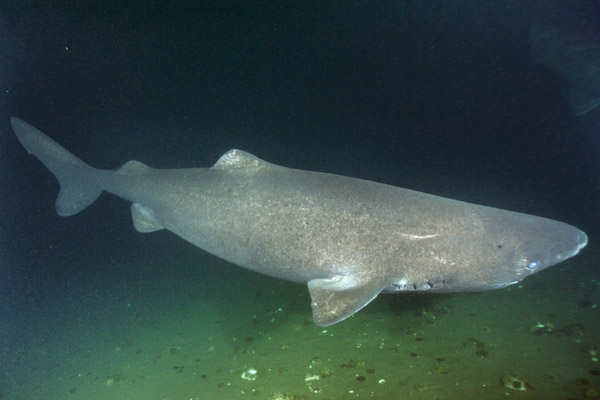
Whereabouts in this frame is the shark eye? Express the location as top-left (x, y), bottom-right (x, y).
top-left (526, 260), bottom-right (540, 270)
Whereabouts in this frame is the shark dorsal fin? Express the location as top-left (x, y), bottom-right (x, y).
top-left (211, 149), bottom-right (275, 171)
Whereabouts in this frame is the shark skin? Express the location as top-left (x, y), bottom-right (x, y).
top-left (11, 118), bottom-right (588, 326)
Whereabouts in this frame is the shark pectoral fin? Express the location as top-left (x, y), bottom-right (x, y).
top-left (131, 203), bottom-right (164, 232)
top-left (307, 275), bottom-right (385, 326)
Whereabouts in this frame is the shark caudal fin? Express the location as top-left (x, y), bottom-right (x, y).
top-left (11, 117), bottom-right (107, 216)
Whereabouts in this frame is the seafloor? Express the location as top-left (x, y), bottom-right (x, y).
top-left (1, 237), bottom-right (598, 400)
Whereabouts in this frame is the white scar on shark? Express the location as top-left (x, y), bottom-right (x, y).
top-left (397, 233), bottom-right (440, 240)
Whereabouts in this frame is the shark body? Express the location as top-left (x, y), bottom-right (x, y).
top-left (11, 118), bottom-right (588, 325)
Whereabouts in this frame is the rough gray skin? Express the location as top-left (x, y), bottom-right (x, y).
top-left (11, 118), bottom-right (588, 326)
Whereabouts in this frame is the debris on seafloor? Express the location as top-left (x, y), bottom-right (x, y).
top-left (500, 373), bottom-right (533, 391)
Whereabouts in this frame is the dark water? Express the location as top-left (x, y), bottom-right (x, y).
top-left (1, 1), bottom-right (599, 399)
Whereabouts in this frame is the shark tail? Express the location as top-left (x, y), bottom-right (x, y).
top-left (11, 117), bottom-right (108, 217)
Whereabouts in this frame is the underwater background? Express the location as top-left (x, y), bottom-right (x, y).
top-left (1, 1), bottom-right (599, 399)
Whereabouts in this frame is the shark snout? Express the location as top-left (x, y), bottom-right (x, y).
top-left (555, 229), bottom-right (588, 262)
top-left (573, 230), bottom-right (588, 253)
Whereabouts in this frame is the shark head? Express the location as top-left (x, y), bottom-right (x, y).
top-left (452, 210), bottom-right (588, 290)
top-left (386, 208), bottom-right (588, 294)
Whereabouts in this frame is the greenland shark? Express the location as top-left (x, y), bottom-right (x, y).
top-left (11, 117), bottom-right (588, 326)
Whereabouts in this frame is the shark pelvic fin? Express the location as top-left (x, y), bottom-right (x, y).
top-left (131, 203), bottom-right (164, 232)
